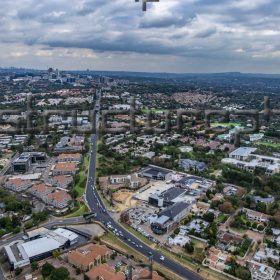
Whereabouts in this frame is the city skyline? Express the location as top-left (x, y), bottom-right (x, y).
top-left (0, 0), bottom-right (279, 73)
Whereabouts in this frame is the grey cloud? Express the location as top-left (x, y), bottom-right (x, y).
top-left (194, 27), bottom-right (217, 38)
top-left (0, 0), bottom-right (279, 73)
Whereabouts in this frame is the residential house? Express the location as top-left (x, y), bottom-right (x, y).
top-left (68, 244), bottom-right (112, 272)
top-left (179, 146), bottom-right (193, 153)
top-left (85, 264), bottom-right (125, 280)
top-left (229, 147), bottom-right (257, 161)
top-left (132, 269), bottom-right (164, 280)
top-left (223, 185), bottom-right (238, 197)
top-left (254, 247), bottom-right (280, 264)
top-left (5, 178), bottom-right (32, 192)
top-left (253, 196), bottom-right (275, 205)
top-left (179, 159), bottom-right (207, 172)
top-left (52, 162), bottom-right (77, 176)
top-left (185, 219), bottom-right (209, 234)
top-left (249, 261), bottom-right (277, 280)
top-left (168, 235), bottom-right (190, 247)
top-left (57, 153), bottom-right (82, 163)
top-left (47, 190), bottom-right (72, 209)
top-left (109, 174), bottom-right (146, 189)
top-left (223, 147), bottom-right (280, 176)
top-left (49, 175), bottom-right (73, 189)
top-left (205, 247), bottom-right (231, 272)
top-left (243, 208), bottom-right (270, 223)
top-left (217, 231), bottom-right (244, 251)
top-left (28, 184), bottom-right (54, 203)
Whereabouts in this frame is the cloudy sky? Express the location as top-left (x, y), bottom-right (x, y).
top-left (0, 0), bottom-right (280, 73)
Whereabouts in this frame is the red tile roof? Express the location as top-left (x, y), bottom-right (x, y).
top-left (86, 264), bottom-right (125, 280)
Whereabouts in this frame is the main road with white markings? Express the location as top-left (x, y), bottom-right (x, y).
top-left (85, 93), bottom-right (203, 280)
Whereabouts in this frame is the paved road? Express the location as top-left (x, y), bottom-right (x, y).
top-left (0, 93), bottom-right (203, 280)
top-left (0, 217), bottom-right (85, 248)
top-left (85, 94), bottom-right (203, 280)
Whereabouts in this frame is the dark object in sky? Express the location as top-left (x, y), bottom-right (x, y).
top-left (135, 0), bottom-right (160, 11)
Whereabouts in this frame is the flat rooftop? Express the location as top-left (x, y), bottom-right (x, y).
top-left (141, 165), bottom-right (171, 176)
top-left (160, 187), bottom-right (186, 202)
top-left (21, 236), bottom-right (63, 258)
top-left (230, 147), bottom-right (257, 157)
top-left (53, 228), bottom-right (78, 242)
top-left (134, 181), bottom-right (173, 202)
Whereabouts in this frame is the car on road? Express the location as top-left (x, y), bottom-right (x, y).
top-left (160, 256), bottom-right (165, 261)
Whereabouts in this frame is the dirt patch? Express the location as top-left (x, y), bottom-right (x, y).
top-left (245, 229), bottom-right (264, 243)
top-left (113, 191), bottom-right (131, 203)
top-left (113, 191), bottom-right (138, 212)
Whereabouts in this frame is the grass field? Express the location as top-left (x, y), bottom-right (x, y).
top-left (215, 213), bottom-right (229, 224)
top-left (141, 108), bottom-right (168, 113)
top-left (211, 122), bottom-right (239, 128)
top-left (64, 202), bottom-right (89, 218)
top-left (256, 141), bottom-right (280, 149)
top-left (73, 155), bottom-right (89, 198)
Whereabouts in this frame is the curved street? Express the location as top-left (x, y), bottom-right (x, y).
top-left (85, 95), bottom-right (204, 280)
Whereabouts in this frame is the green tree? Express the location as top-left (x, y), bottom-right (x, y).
top-left (42, 262), bottom-right (55, 278)
top-left (76, 267), bottom-right (81, 275)
top-left (31, 261), bottom-right (38, 271)
top-left (184, 242), bottom-right (194, 254)
top-left (203, 212), bottom-right (215, 223)
top-left (52, 250), bottom-right (61, 259)
top-left (15, 267), bottom-right (22, 276)
top-left (50, 267), bottom-right (70, 280)
top-left (235, 267), bottom-right (251, 280)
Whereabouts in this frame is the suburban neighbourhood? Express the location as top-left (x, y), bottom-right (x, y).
top-left (0, 67), bottom-right (280, 280)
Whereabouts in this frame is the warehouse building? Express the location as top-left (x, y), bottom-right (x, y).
top-left (4, 228), bottom-right (78, 269)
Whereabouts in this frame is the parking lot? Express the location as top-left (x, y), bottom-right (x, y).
top-left (126, 203), bottom-right (169, 244)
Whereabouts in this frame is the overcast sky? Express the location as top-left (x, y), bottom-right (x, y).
top-left (0, 0), bottom-right (279, 73)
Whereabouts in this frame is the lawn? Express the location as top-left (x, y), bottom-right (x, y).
top-left (256, 141), bottom-right (280, 149)
top-left (74, 172), bottom-right (87, 197)
top-left (141, 108), bottom-right (168, 113)
top-left (73, 155), bottom-right (89, 198)
top-left (229, 214), bottom-right (250, 234)
top-left (64, 202), bottom-right (89, 218)
top-left (191, 238), bottom-right (207, 250)
top-left (211, 122), bottom-right (239, 128)
top-left (215, 213), bottom-right (229, 224)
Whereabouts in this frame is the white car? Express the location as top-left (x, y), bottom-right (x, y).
top-left (160, 256), bottom-right (165, 261)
